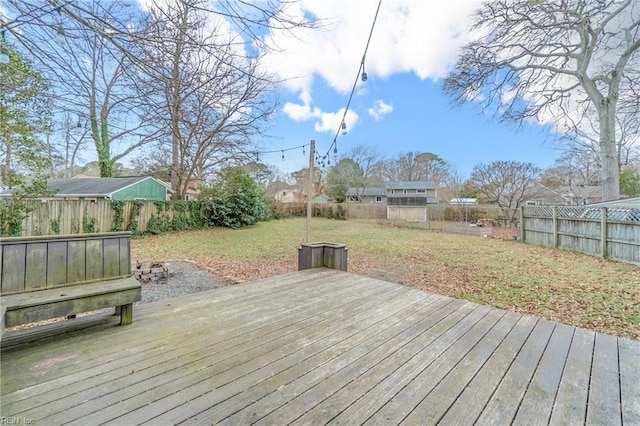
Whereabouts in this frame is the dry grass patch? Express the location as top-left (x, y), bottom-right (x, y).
top-left (131, 218), bottom-right (640, 340)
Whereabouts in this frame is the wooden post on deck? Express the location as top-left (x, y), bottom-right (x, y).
top-left (298, 242), bottom-right (348, 271)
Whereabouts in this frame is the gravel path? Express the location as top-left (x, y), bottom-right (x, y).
top-left (137, 261), bottom-right (229, 304)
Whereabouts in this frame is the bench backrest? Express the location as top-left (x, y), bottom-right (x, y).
top-left (0, 232), bottom-right (132, 294)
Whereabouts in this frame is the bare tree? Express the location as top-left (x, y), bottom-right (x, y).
top-left (134, 0), bottom-right (277, 199)
top-left (346, 144), bottom-right (385, 188)
top-left (2, 1), bottom-right (314, 73)
top-left (2, 0), bottom-right (315, 184)
top-left (3, 1), bottom-right (154, 177)
top-left (291, 167), bottom-right (324, 201)
top-left (559, 103), bottom-right (640, 171)
top-left (372, 151), bottom-right (452, 185)
top-left (444, 0), bottom-right (640, 201)
top-left (242, 161), bottom-right (283, 189)
top-left (544, 150), bottom-right (602, 188)
top-left (470, 160), bottom-right (543, 224)
top-left (415, 152), bottom-right (453, 189)
top-left (371, 152), bottom-right (422, 182)
top-left (44, 112), bottom-right (91, 178)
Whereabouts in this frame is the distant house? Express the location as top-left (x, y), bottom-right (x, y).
top-left (158, 178), bottom-right (201, 201)
top-left (346, 181), bottom-right (438, 222)
top-left (1, 176), bottom-right (172, 201)
top-left (274, 189), bottom-right (301, 203)
top-left (450, 198), bottom-right (478, 206)
top-left (586, 196), bottom-right (640, 208)
top-left (386, 181), bottom-right (438, 222)
top-left (529, 185), bottom-right (603, 206)
top-left (345, 187), bottom-right (386, 204)
top-left (312, 194), bottom-right (331, 204)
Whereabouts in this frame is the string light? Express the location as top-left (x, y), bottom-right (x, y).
top-left (0, 0), bottom-right (75, 63)
top-left (55, 6), bottom-right (65, 46)
top-left (361, 56), bottom-right (368, 82)
top-left (0, 31), bottom-right (9, 64)
top-left (319, 0), bottom-right (382, 167)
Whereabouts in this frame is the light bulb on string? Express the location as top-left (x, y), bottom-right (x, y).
top-left (361, 57), bottom-right (368, 82)
top-left (0, 30), bottom-right (9, 64)
top-left (302, 145), bottom-right (305, 156)
top-left (55, 6), bottom-right (65, 46)
top-left (341, 122), bottom-right (347, 135)
top-left (281, 150), bottom-right (285, 161)
top-left (333, 145), bottom-right (338, 162)
top-left (0, 45), bottom-right (9, 64)
top-left (255, 152), bottom-right (259, 162)
top-left (56, 24), bottom-right (65, 45)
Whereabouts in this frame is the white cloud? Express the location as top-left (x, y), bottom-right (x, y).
top-left (260, 0), bottom-right (483, 95)
top-left (283, 92), bottom-right (359, 134)
top-left (282, 91), bottom-right (322, 121)
top-left (368, 100), bottom-right (393, 121)
top-left (314, 108), bottom-right (359, 134)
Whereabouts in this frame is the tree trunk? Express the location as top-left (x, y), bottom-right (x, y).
top-left (598, 102), bottom-right (620, 201)
top-left (169, 5), bottom-right (189, 201)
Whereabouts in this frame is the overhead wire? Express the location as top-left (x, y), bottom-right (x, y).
top-left (319, 0), bottom-right (383, 167)
top-left (251, 0), bottom-right (382, 168)
top-left (2, 1), bottom-right (383, 171)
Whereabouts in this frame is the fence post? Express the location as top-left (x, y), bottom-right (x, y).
top-left (552, 206), bottom-right (558, 248)
top-left (519, 206), bottom-right (525, 242)
top-left (601, 207), bottom-right (608, 258)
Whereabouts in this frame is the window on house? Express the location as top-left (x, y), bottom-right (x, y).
top-left (375, 196), bottom-right (382, 203)
top-left (416, 189), bottom-right (426, 194)
top-left (403, 189), bottom-right (408, 194)
top-left (390, 189), bottom-right (395, 194)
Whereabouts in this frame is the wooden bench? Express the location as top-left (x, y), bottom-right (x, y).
top-left (1, 232), bottom-right (141, 334)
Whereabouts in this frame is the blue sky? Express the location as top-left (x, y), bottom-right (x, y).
top-left (261, 73), bottom-right (561, 178)
top-left (254, 0), bottom-right (563, 179)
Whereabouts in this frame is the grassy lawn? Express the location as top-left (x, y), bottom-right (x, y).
top-left (131, 217), bottom-right (640, 340)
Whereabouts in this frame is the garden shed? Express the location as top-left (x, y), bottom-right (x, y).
top-left (0, 176), bottom-right (171, 201)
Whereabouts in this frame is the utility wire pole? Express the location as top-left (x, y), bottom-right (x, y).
top-left (306, 139), bottom-right (315, 242)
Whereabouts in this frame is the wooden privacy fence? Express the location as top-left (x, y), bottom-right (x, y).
top-left (521, 205), bottom-right (640, 265)
top-left (16, 199), bottom-right (200, 236)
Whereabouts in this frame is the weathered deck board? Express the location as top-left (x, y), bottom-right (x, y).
top-left (437, 315), bottom-right (538, 424)
top-left (587, 333), bottom-right (622, 425)
top-left (1, 267), bottom-right (638, 425)
top-left (619, 337), bottom-right (640, 426)
top-left (549, 327), bottom-right (594, 425)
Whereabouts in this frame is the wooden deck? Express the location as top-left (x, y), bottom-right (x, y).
top-left (1, 268), bottom-right (638, 425)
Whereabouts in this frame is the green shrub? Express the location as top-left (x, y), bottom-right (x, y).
top-left (201, 167), bottom-right (266, 229)
top-left (50, 216), bottom-right (61, 234)
top-left (110, 200), bottom-right (125, 231)
top-left (146, 214), bottom-right (165, 234)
